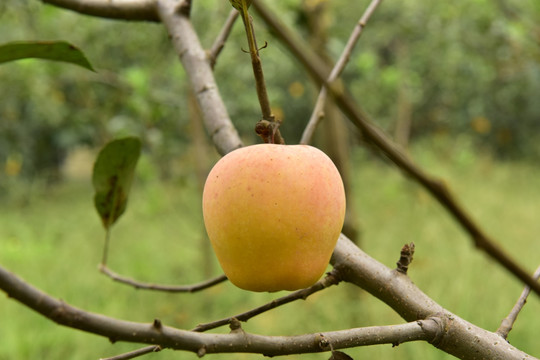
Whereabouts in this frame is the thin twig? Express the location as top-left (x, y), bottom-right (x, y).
top-left (253, 0), bottom-right (540, 297)
top-left (208, 9), bottom-right (239, 69)
top-left (100, 345), bottom-right (162, 360)
top-left (192, 269), bottom-right (342, 332)
top-left (238, 6), bottom-right (272, 119)
top-left (234, 2), bottom-right (284, 144)
top-left (496, 265), bottom-right (540, 339)
top-left (300, 0), bottom-right (383, 145)
top-left (99, 264), bottom-right (227, 293)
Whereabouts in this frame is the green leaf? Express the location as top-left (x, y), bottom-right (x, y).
top-left (0, 40), bottom-right (95, 71)
top-left (92, 137), bottom-right (142, 229)
top-left (329, 351), bottom-right (353, 360)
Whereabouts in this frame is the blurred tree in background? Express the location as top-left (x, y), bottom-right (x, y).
top-left (1, 0), bottom-right (539, 193)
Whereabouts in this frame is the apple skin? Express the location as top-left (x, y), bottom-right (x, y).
top-left (202, 144), bottom-right (346, 292)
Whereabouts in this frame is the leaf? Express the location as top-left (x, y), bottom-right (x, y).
top-left (0, 41), bottom-right (95, 71)
top-left (329, 351), bottom-right (354, 360)
top-left (229, 0), bottom-right (253, 11)
top-left (92, 137), bottom-right (141, 229)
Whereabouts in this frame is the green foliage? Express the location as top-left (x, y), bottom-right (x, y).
top-left (327, 0), bottom-right (540, 157)
top-left (1, 0), bottom-right (538, 190)
top-left (0, 0), bottom-right (189, 188)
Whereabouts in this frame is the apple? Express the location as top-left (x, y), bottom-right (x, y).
top-left (202, 144), bottom-right (346, 292)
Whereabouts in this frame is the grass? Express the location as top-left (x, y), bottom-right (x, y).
top-left (0, 142), bottom-right (539, 360)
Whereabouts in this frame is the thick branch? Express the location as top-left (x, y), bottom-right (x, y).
top-left (0, 264), bottom-right (434, 356)
top-left (41, 0), bottom-right (159, 21)
top-left (157, 0), bottom-right (243, 155)
top-left (300, 0), bottom-right (383, 144)
top-left (253, 0), bottom-right (540, 297)
top-left (331, 235), bottom-right (537, 360)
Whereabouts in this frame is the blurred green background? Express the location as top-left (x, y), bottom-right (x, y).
top-left (1, 0), bottom-right (539, 359)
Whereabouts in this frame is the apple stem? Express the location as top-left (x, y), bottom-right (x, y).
top-left (236, 1), bottom-right (285, 144)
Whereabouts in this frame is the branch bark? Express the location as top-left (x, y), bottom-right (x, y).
top-left (330, 235), bottom-right (537, 360)
top-left (0, 263), bottom-right (436, 356)
top-left (156, 0), bottom-right (243, 155)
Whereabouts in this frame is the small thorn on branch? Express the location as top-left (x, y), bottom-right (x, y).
top-left (396, 242), bottom-right (415, 274)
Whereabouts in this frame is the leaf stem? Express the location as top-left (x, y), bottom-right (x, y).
top-left (101, 228), bottom-right (111, 266)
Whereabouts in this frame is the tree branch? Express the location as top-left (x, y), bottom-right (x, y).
top-left (99, 265), bottom-right (227, 293)
top-left (253, 0), bottom-right (540, 297)
top-left (100, 345), bottom-right (161, 360)
top-left (300, 0), bottom-right (383, 145)
top-left (208, 9), bottom-right (240, 69)
top-left (232, 3), bottom-right (284, 144)
top-left (192, 269), bottom-right (341, 332)
top-left (0, 263), bottom-right (438, 356)
top-left (156, 0), bottom-right (243, 155)
top-left (330, 234), bottom-right (537, 360)
top-left (1, 235), bottom-right (537, 359)
top-left (41, 0), bottom-right (160, 21)
top-left (496, 265), bottom-right (540, 339)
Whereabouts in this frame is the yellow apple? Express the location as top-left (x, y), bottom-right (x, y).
top-left (202, 144), bottom-right (346, 292)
